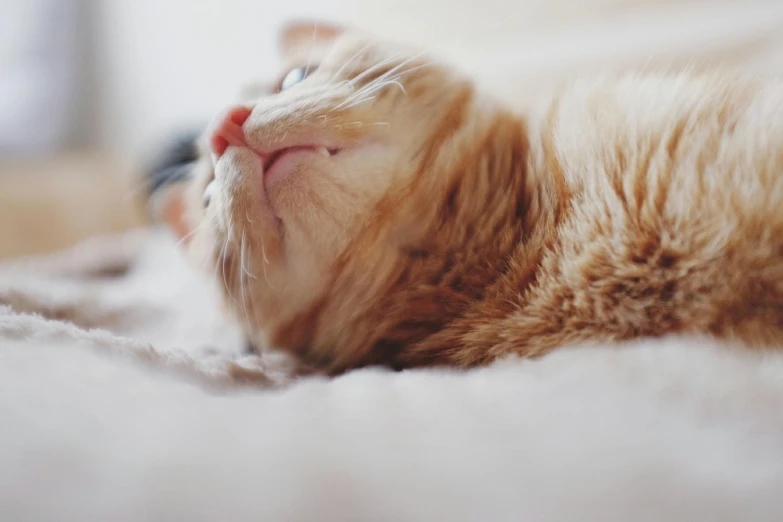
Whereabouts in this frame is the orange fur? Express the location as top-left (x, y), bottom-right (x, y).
top-left (177, 23), bottom-right (783, 374)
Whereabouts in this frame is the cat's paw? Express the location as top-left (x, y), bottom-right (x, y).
top-left (193, 348), bottom-right (310, 388)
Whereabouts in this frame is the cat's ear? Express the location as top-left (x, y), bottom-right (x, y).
top-left (278, 20), bottom-right (343, 55)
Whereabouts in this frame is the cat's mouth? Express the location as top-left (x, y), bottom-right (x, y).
top-left (261, 145), bottom-right (340, 184)
top-left (204, 141), bottom-right (343, 210)
top-left (208, 105), bottom-right (344, 188)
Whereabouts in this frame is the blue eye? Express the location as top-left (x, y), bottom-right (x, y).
top-left (280, 67), bottom-right (307, 91)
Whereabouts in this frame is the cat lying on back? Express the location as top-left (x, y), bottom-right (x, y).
top-left (150, 20), bottom-right (783, 375)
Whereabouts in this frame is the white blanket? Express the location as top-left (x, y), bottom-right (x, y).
top-left (1, 230), bottom-right (783, 521)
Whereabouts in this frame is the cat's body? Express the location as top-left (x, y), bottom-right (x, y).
top-left (155, 23), bottom-right (783, 374)
top-left (406, 73), bottom-right (783, 368)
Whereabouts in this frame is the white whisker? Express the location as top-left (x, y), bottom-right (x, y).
top-left (314, 79), bottom-right (353, 107)
top-left (328, 43), bottom-right (371, 83)
top-left (332, 54), bottom-right (428, 112)
top-left (220, 221), bottom-right (235, 302)
top-left (360, 52), bottom-right (426, 88)
top-left (387, 80), bottom-right (407, 95)
top-left (348, 53), bottom-right (403, 87)
top-left (303, 25), bottom-right (318, 78)
top-left (240, 235), bottom-right (258, 281)
top-left (333, 96), bottom-right (376, 111)
top-left (258, 235), bottom-right (273, 289)
top-left (342, 77), bottom-right (400, 105)
top-left (318, 39), bottom-right (339, 71)
top-left (238, 231), bottom-right (256, 338)
top-left (174, 220), bottom-right (206, 249)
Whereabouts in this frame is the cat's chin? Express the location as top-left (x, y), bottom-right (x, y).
top-left (212, 146), bottom-right (285, 240)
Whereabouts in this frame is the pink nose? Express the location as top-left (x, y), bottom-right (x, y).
top-left (209, 105), bottom-right (253, 158)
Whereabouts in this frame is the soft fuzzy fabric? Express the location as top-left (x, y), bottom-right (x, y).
top-left (2, 229), bottom-right (783, 521)
top-left (3, 0), bottom-right (783, 518)
top-left (0, 229), bottom-right (297, 386)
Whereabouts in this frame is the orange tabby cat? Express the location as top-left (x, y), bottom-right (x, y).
top-left (157, 21), bottom-right (783, 374)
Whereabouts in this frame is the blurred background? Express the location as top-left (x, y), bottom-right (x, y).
top-left (1, 0), bottom-right (782, 259)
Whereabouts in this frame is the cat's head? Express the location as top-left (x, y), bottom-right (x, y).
top-left (163, 21), bottom-right (528, 372)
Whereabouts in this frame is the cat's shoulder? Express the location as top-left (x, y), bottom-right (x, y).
top-left (544, 71), bottom-right (782, 130)
top-left (526, 71), bottom-right (783, 178)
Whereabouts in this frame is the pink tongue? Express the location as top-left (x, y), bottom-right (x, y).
top-left (265, 146), bottom-right (314, 172)
top-left (285, 145), bottom-right (314, 155)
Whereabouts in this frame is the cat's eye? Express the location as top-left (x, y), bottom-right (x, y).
top-left (279, 67), bottom-right (307, 91)
top-left (203, 179), bottom-right (216, 208)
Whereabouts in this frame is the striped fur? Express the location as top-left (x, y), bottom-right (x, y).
top-left (178, 23), bottom-right (783, 374)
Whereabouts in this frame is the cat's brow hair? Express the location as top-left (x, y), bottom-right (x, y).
top-left (346, 53), bottom-right (404, 86)
top-left (332, 53), bottom-right (429, 112)
top-left (303, 25), bottom-right (318, 78)
top-left (326, 43), bottom-right (371, 84)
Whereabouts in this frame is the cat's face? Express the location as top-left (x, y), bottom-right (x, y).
top-left (174, 22), bottom-right (506, 370)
